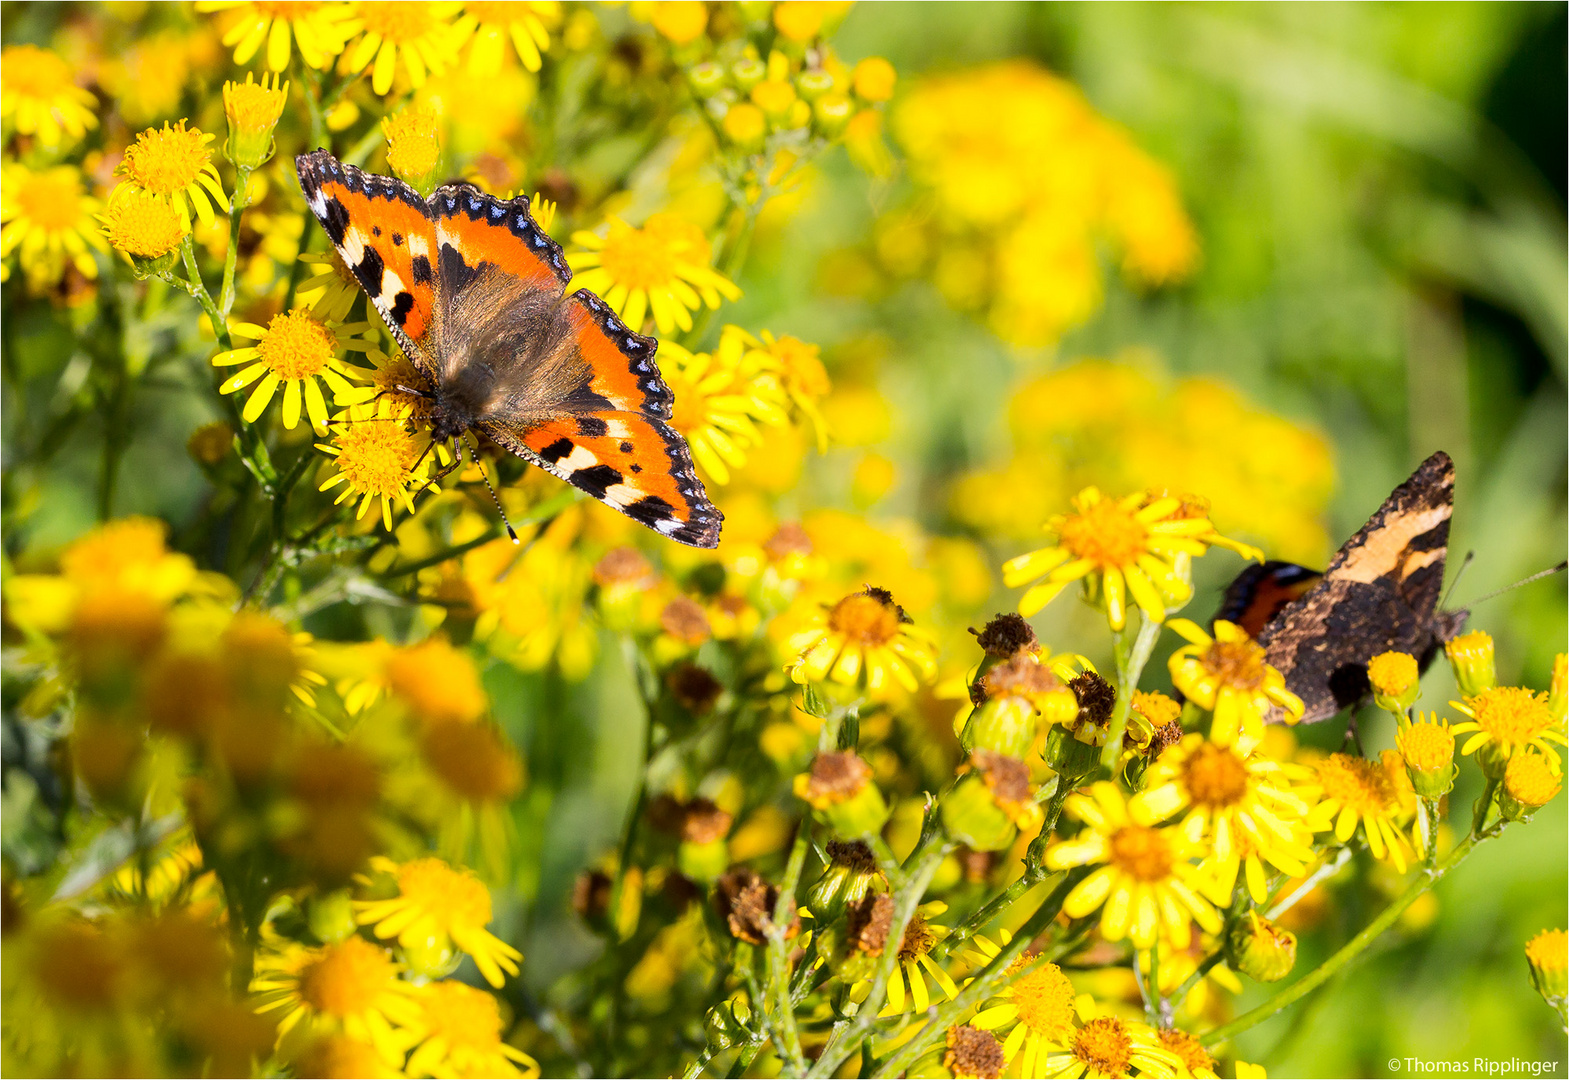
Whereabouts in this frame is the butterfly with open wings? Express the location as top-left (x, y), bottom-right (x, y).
top-left (1217, 450), bottom-right (1468, 724)
top-left (295, 149), bottom-right (723, 549)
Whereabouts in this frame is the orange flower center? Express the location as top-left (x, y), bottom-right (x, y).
top-left (1200, 638), bottom-right (1266, 691)
top-left (1073, 1016), bottom-right (1133, 1075)
top-left (1108, 824), bottom-right (1174, 882)
top-left (1182, 742), bottom-right (1251, 807)
top-left (421, 722), bottom-right (524, 802)
top-left (355, 1), bottom-right (442, 43)
top-left (1057, 499), bottom-right (1147, 569)
top-left (119, 122), bottom-right (211, 195)
top-left (827, 592), bottom-right (900, 648)
top-left (1397, 720), bottom-right (1454, 773)
top-left (1469, 686), bottom-right (1554, 748)
top-left (1526, 928), bottom-right (1567, 974)
top-left (1504, 753), bottom-right (1562, 808)
top-left (297, 937), bottom-right (395, 1017)
top-left (258, 309), bottom-right (336, 380)
top-left (1008, 960), bottom-right (1077, 1044)
top-left (332, 424), bottom-right (419, 499)
top-left (1156, 1028), bottom-right (1212, 1074)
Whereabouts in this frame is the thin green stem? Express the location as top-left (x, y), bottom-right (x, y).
top-left (1101, 614), bottom-right (1163, 770)
top-left (1201, 824), bottom-right (1503, 1050)
top-left (1169, 948), bottom-right (1225, 1009)
top-left (767, 819), bottom-right (813, 1076)
top-left (218, 165), bottom-right (253, 317)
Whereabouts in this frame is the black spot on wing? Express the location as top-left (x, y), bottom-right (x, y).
top-left (438, 243), bottom-right (480, 293)
top-left (372, 225), bottom-right (382, 237)
top-left (411, 254), bottom-right (432, 284)
top-left (390, 292), bottom-right (414, 324)
top-left (320, 196), bottom-right (349, 245)
top-left (576, 416), bottom-right (609, 438)
top-left (356, 244), bottom-right (386, 297)
top-left (625, 495), bottom-right (677, 528)
top-left (537, 438), bottom-right (573, 464)
top-left (619, 441), bottom-right (633, 453)
top-left (571, 464), bottom-right (623, 498)
top-left (392, 232), bottom-right (404, 246)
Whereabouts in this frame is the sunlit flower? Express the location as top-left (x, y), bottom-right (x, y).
top-left (1166, 619), bottom-right (1304, 748)
top-left (1, 45), bottom-right (98, 147)
top-left (251, 936), bottom-right (421, 1062)
top-left (787, 585), bottom-right (937, 695)
top-left (116, 121), bottom-right (229, 228)
top-left (1444, 629), bottom-right (1497, 697)
top-left (213, 310), bottom-right (377, 431)
top-left (1451, 685), bottom-right (1565, 776)
top-left (1299, 751), bottom-right (1418, 872)
top-left (2, 164), bottom-right (107, 287)
top-left (456, 1), bottom-right (560, 74)
top-left (1367, 650), bottom-right (1420, 714)
top-left (341, 1), bottom-right (466, 96)
top-left (222, 72), bottom-right (289, 168)
top-left (98, 185), bottom-right (186, 264)
top-left (1046, 782), bottom-right (1221, 950)
top-left (296, 250), bottom-right (364, 322)
top-left (317, 419), bottom-right (437, 530)
top-left (1501, 752), bottom-right (1562, 821)
top-left (1526, 928), bottom-right (1567, 1006)
top-left (1003, 488), bottom-right (1261, 631)
top-left (383, 102), bottom-right (442, 190)
top-left (1041, 995), bottom-right (1183, 1079)
top-left (965, 945), bottom-right (1078, 1076)
top-left (356, 856), bottom-right (523, 988)
top-left (734, 326), bottom-right (832, 451)
top-left (1396, 713), bottom-right (1457, 798)
top-left (196, 0), bottom-right (355, 70)
top-left (405, 979), bottom-right (540, 1077)
top-left (1130, 734), bottom-right (1314, 905)
top-left (567, 212), bottom-right (741, 334)
top-left (1155, 1026), bottom-right (1218, 1079)
top-left (656, 338), bottom-right (788, 483)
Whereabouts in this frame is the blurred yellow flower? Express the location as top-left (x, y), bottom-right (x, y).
top-left (116, 121), bottom-right (229, 230)
top-left (213, 310), bottom-right (377, 430)
top-left (341, 1), bottom-right (466, 96)
top-left (567, 212), bottom-right (741, 334)
top-left (197, 0), bottom-right (355, 71)
top-left (788, 585), bottom-right (937, 695)
top-left (252, 937), bottom-right (421, 1061)
top-left (0, 44), bottom-right (97, 147)
top-left (356, 856), bottom-right (523, 988)
top-left (457, 0), bottom-right (560, 74)
top-left (651, 0), bottom-right (707, 44)
top-left (2, 164), bottom-right (107, 287)
top-left (406, 980), bottom-right (541, 1077)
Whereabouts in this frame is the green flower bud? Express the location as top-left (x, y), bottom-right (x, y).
top-left (794, 751), bottom-right (889, 839)
top-left (704, 992), bottom-right (752, 1050)
top-left (962, 695), bottom-right (1036, 758)
top-left (222, 74), bottom-right (287, 169)
top-left (1368, 651), bottom-right (1421, 714)
top-left (812, 93), bottom-right (854, 137)
top-left (1395, 714), bottom-right (1456, 798)
top-left (731, 56), bottom-right (766, 92)
top-left (796, 69), bottom-right (836, 102)
top-left (1526, 929), bottom-right (1567, 1009)
top-left (1445, 631), bottom-right (1497, 699)
top-left (688, 60), bottom-right (728, 97)
top-left (941, 772), bottom-right (1015, 852)
top-left (805, 839), bottom-right (883, 923)
top-left (306, 890), bottom-right (356, 944)
top-left (1227, 911), bottom-right (1297, 983)
top-left (1044, 722), bottom-right (1100, 778)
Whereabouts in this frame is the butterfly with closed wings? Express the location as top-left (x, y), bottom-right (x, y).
top-left (295, 149), bottom-right (723, 549)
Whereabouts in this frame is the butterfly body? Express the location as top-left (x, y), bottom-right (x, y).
top-left (1220, 451), bottom-right (1467, 723)
top-left (296, 149), bottom-right (722, 547)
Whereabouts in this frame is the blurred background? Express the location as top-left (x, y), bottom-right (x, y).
top-left (3, 3), bottom-right (1564, 1075)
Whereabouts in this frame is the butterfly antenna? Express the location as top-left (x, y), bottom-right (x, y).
top-left (1442, 550), bottom-right (1475, 610)
top-left (1462, 561), bottom-right (1567, 607)
top-left (462, 434), bottom-right (519, 544)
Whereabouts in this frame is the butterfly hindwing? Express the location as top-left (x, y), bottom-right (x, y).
top-left (295, 150), bottom-right (439, 377)
top-left (1255, 451), bottom-right (1460, 722)
top-left (480, 411), bottom-right (722, 547)
top-left (1216, 562), bottom-right (1322, 639)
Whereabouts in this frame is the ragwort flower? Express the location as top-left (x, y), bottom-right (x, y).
top-left (406, 979), bottom-right (540, 1078)
top-left (1, 44), bottom-right (98, 147)
top-left (196, 0), bottom-right (355, 70)
top-left (1298, 750), bottom-right (1418, 872)
top-left (98, 185), bottom-right (187, 265)
top-left (213, 309), bottom-right (377, 430)
top-left (251, 936), bottom-right (421, 1063)
top-left (1167, 619), bottom-right (1304, 748)
top-left (1451, 685), bottom-right (1565, 777)
top-left (2, 164), bottom-right (107, 287)
top-left (317, 419), bottom-right (437, 530)
top-left (1003, 488), bottom-right (1261, 632)
top-left (657, 337), bottom-right (789, 484)
top-left (356, 856), bottom-right (522, 988)
top-left (787, 585), bottom-right (937, 695)
top-left (1046, 782), bottom-right (1221, 950)
top-left (567, 212), bottom-right (741, 334)
top-left (456, 1), bottom-right (560, 74)
top-left (1042, 995), bottom-right (1184, 1080)
top-left (340, 1), bottom-right (466, 96)
top-left (116, 121), bottom-right (229, 228)
top-left (965, 945), bottom-right (1078, 1077)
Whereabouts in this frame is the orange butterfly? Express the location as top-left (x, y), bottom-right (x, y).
top-left (296, 149), bottom-right (722, 548)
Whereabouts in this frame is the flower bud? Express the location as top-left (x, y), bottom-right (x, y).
top-left (715, 866), bottom-right (799, 945)
top-left (851, 57), bottom-right (897, 102)
top-left (940, 772), bottom-right (1016, 852)
top-left (1395, 713), bottom-right (1456, 799)
top-left (805, 839), bottom-right (882, 923)
top-left (1499, 752), bottom-right (1562, 823)
top-left (653, 0), bottom-right (708, 44)
top-left (381, 104), bottom-right (441, 196)
top-left (1227, 911), bottom-right (1297, 983)
top-left (222, 73), bottom-right (287, 169)
top-left (306, 890), bottom-right (356, 944)
top-left (793, 751), bottom-right (889, 838)
top-left (962, 695), bottom-right (1036, 759)
top-left (1445, 630), bottom-right (1496, 698)
top-left (943, 1024), bottom-right (1005, 1080)
top-left (731, 56), bottom-right (766, 92)
top-left (688, 60), bottom-right (727, 98)
top-left (704, 992), bottom-right (752, 1051)
top-left (1526, 928), bottom-right (1567, 1008)
top-left (1043, 722), bottom-right (1100, 778)
top-left (812, 93), bottom-right (854, 137)
top-left (1367, 651), bottom-right (1420, 714)
top-left (722, 102), bottom-right (767, 151)
top-left (400, 931), bottom-right (460, 980)
top-left (751, 79), bottom-right (797, 122)
top-left (796, 69), bottom-right (835, 102)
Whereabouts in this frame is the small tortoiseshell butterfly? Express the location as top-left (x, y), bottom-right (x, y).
top-left (295, 149), bottom-right (723, 548)
top-left (1217, 450), bottom-right (1467, 723)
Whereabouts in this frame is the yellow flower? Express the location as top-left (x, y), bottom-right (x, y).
top-left (406, 979), bottom-right (541, 1078)
top-left (213, 310), bottom-right (377, 431)
top-left (1396, 713), bottom-right (1457, 798)
top-left (1155, 1027), bottom-right (1217, 1079)
top-left (567, 212), bottom-right (741, 334)
top-left (1046, 782), bottom-right (1222, 950)
top-left (1166, 619), bottom-right (1304, 748)
top-left (251, 936), bottom-right (421, 1062)
top-left (773, 1), bottom-right (848, 42)
top-left (382, 102), bottom-right (442, 190)
top-left (1130, 734), bottom-right (1315, 905)
top-left (1526, 928), bottom-right (1567, 1004)
top-left (852, 57), bottom-right (898, 103)
top-left (297, 250), bottom-right (364, 322)
top-left (341, 1), bottom-right (466, 96)
top-left (116, 121), bottom-right (229, 229)
top-left (1003, 488), bottom-right (1262, 632)
top-left (1501, 752), bottom-right (1562, 820)
top-left (650, 0), bottom-right (707, 44)
top-left (787, 586), bottom-right (938, 695)
top-left (98, 185), bottom-right (186, 264)
top-left (1445, 629), bottom-right (1497, 698)
top-left (316, 418), bottom-right (437, 530)
top-left (356, 856), bottom-right (523, 988)
top-left (2, 164), bottom-right (107, 287)
top-left (456, 0), bottom-right (560, 74)
top-left (0, 45), bottom-right (97, 147)
top-left (734, 325), bottom-right (832, 451)
top-left (656, 337), bottom-right (788, 483)
top-left (1041, 995), bottom-right (1184, 1080)
top-left (222, 72), bottom-right (289, 168)
top-left (1299, 751), bottom-right (1418, 872)
top-left (1451, 685), bottom-right (1565, 776)
top-left (1367, 650), bottom-right (1420, 713)
top-left (382, 637), bottom-right (490, 724)
top-left (196, 0), bottom-right (355, 71)
top-left (965, 945), bottom-right (1078, 1076)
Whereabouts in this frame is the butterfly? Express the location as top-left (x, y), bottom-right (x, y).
top-left (295, 149), bottom-right (723, 548)
top-left (1216, 450), bottom-right (1468, 723)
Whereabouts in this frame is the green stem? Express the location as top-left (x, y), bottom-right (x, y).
top-left (807, 841), bottom-right (949, 1078)
top-left (767, 819), bottom-right (813, 1076)
top-left (218, 165), bottom-right (253, 317)
top-left (1201, 825), bottom-right (1502, 1050)
top-left (1169, 948), bottom-right (1225, 1010)
top-left (935, 871), bottom-right (1040, 962)
top-left (1101, 614), bottom-right (1163, 771)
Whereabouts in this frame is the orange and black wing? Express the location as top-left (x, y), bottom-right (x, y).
top-left (295, 150), bottom-right (440, 381)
